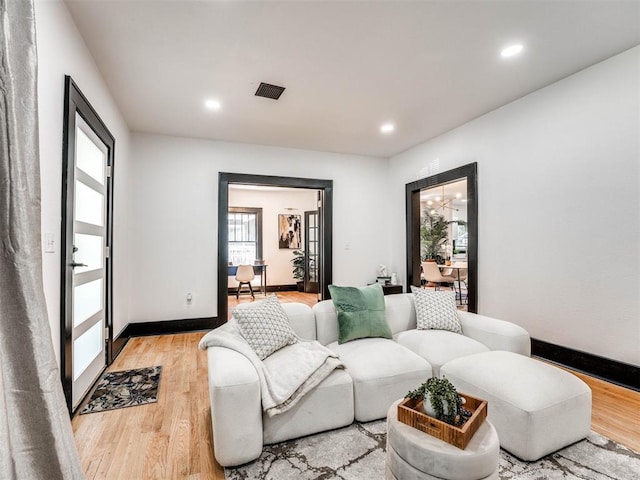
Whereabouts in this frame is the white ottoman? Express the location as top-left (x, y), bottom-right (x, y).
top-left (441, 351), bottom-right (592, 461)
top-left (386, 399), bottom-right (500, 480)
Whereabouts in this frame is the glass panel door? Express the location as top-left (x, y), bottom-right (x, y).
top-left (305, 211), bottom-right (319, 294)
top-left (71, 113), bottom-right (108, 408)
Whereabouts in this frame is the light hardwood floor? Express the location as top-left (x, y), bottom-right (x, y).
top-left (72, 306), bottom-right (640, 479)
top-left (72, 333), bottom-right (223, 480)
top-left (227, 290), bottom-right (318, 318)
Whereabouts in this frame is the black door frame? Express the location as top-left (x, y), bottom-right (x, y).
top-left (218, 173), bottom-right (333, 322)
top-left (61, 76), bottom-right (115, 412)
top-left (405, 163), bottom-right (478, 313)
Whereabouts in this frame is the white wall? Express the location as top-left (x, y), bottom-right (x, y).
top-left (36, 0), bottom-right (132, 367)
top-left (36, 0), bottom-right (637, 369)
top-left (389, 47), bottom-right (640, 366)
top-left (129, 134), bottom-right (390, 322)
top-left (228, 188), bottom-right (318, 287)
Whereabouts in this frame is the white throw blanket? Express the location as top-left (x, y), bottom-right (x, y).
top-left (198, 321), bottom-right (344, 417)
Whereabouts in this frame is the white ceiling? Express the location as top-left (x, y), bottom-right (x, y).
top-left (64, 0), bottom-right (640, 158)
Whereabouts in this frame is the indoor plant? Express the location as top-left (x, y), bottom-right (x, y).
top-left (406, 377), bottom-right (467, 426)
top-left (290, 249), bottom-right (306, 292)
top-left (420, 211), bottom-right (449, 262)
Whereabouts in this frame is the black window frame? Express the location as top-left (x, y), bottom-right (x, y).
top-left (228, 206), bottom-right (263, 263)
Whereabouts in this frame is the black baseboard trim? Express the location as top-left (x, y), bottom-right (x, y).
top-left (121, 317), bottom-right (223, 338)
top-left (227, 284), bottom-right (298, 295)
top-left (112, 334), bottom-right (128, 360)
top-left (268, 284), bottom-right (298, 292)
top-left (531, 338), bottom-right (639, 391)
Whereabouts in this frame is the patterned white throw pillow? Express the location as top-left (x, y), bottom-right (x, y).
top-left (410, 286), bottom-right (462, 334)
top-left (233, 294), bottom-right (298, 360)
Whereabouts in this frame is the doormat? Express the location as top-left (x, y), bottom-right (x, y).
top-left (225, 420), bottom-right (640, 480)
top-left (80, 365), bottom-right (162, 414)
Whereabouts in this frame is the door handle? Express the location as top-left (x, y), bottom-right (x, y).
top-left (70, 262), bottom-right (88, 268)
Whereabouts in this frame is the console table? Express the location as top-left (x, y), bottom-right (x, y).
top-left (381, 284), bottom-right (403, 295)
top-left (365, 284), bottom-right (403, 295)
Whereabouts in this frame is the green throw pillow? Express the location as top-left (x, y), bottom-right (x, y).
top-left (328, 284), bottom-right (392, 344)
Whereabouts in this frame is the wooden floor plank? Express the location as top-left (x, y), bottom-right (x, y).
top-left (557, 366), bottom-right (640, 451)
top-left (72, 307), bottom-right (639, 479)
top-left (143, 433), bottom-right (169, 479)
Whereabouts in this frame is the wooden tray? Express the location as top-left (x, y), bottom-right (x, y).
top-left (397, 393), bottom-right (487, 450)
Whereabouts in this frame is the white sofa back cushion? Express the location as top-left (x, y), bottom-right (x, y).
top-left (313, 293), bottom-right (418, 345)
top-left (457, 311), bottom-right (531, 356)
top-left (313, 300), bottom-right (339, 345)
top-left (384, 294), bottom-right (418, 334)
top-left (281, 303), bottom-right (317, 340)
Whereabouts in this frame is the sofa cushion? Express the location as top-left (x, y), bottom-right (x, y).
top-left (457, 311), bottom-right (531, 356)
top-left (233, 294), bottom-right (297, 360)
top-left (281, 302), bottom-right (316, 340)
top-left (384, 293), bottom-right (418, 334)
top-left (314, 294), bottom-right (417, 346)
top-left (207, 346), bottom-right (262, 467)
top-left (395, 329), bottom-right (489, 377)
top-left (411, 287), bottom-right (462, 333)
top-left (313, 300), bottom-right (340, 345)
top-left (263, 368), bottom-right (354, 444)
top-left (328, 338), bottom-right (432, 422)
top-left (328, 284), bottom-right (392, 344)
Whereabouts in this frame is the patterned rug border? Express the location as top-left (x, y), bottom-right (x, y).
top-left (79, 365), bottom-right (162, 415)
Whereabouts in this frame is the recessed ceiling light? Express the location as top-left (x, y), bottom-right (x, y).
top-left (380, 123), bottom-right (395, 134)
top-left (205, 99), bottom-right (222, 110)
top-left (501, 44), bottom-right (523, 58)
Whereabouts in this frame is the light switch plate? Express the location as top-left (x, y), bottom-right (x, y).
top-left (44, 233), bottom-right (55, 253)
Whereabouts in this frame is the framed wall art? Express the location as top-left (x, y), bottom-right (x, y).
top-left (278, 214), bottom-right (302, 249)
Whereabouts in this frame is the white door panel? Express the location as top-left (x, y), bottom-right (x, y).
top-left (71, 113), bottom-right (108, 409)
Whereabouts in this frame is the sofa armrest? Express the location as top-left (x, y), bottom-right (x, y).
top-left (207, 346), bottom-right (263, 466)
top-left (457, 311), bottom-right (531, 356)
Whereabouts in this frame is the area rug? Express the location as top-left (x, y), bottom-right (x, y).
top-left (225, 420), bottom-right (640, 480)
top-left (80, 365), bottom-right (162, 414)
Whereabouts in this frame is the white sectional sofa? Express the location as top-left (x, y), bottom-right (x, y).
top-left (204, 293), bottom-right (532, 467)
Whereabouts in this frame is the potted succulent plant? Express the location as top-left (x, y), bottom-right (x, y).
top-left (406, 377), bottom-right (467, 426)
top-left (290, 249), bottom-right (306, 292)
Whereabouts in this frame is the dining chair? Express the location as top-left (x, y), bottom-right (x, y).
top-left (422, 261), bottom-right (458, 294)
top-left (456, 267), bottom-right (468, 304)
top-left (235, 264), bottom-right (255, 299)
top-left (457, 268), bottom-right (468, 286)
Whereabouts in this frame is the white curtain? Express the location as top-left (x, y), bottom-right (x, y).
top-left (0, 0), bottom-right (84, 478)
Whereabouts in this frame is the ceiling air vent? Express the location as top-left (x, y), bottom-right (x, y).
top-left (255, 82), bottom-right (286, 100)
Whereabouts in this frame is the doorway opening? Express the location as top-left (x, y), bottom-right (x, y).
top-left (405, 163), bottom-right (478, 313)
top-left (218, 173), bottom-right (333, 323)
